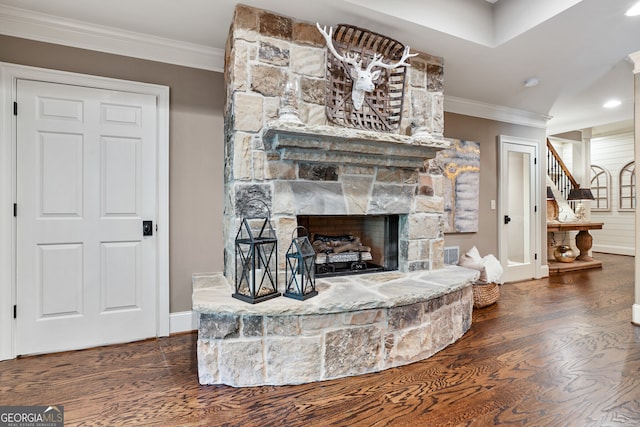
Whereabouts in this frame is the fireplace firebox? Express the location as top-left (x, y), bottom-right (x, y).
top-left (298, 215), bottom-right (399, 277)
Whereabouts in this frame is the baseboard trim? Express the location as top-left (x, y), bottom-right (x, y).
top-left (591, 245), bottom-right (635, 256)
top-left (633, 304), bottom-right (640, 326)
top-left (539, 264), bottom-right (550, 278)
top-left (170, 311), bottom-right (197, 334)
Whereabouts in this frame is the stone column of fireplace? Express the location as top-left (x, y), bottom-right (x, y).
top-left (223, 5), bottom-right (448, 284)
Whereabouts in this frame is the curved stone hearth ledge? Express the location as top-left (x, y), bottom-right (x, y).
top-left (193, 267), bottom-right (479, 387)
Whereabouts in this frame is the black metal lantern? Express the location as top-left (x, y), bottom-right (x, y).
top-left (284, 226), bottom-right (318, 300)
top-left (233, 201), bottom-right (279, 304)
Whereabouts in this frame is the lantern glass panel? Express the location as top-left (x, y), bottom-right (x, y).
top-left (284, 234), bottom-right (318, 300)
top-left (233, 215), bottom-right (279, 304)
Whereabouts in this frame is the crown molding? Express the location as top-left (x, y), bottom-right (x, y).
top-left (0, 4), bottom-right (224, 72)
top-left (591, 130), bottom-right (634, 142)
top-left (0, 3), bottom-right (560, 125)
top-left (444, 95), bottom-right (552, 129)
top-left (628, 51), bottom-right (640, 74)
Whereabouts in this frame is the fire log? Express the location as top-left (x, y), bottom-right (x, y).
top-left (312, 234), bottom-right (370, 254)
top-left (333, 243), bottom-right (371, 253)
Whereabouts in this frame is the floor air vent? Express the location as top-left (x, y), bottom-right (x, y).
top-left (444, 246), bottom-right (460, 265)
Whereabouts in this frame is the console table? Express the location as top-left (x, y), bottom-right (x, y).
top-left (547, 221), bottom-right (603, 274)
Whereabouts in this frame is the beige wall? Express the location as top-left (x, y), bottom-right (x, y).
top-left (0, 34), bottom-right (550, 311)
top-left (0, 35), bottom-right (225, 313)
top-left (443, 112), bottom-right (547, 259)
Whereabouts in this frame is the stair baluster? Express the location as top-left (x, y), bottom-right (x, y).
top-left (546, 138), bottom-right (579, 211)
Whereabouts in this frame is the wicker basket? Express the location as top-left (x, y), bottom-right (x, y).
top-left (472, 282), bottom-right (500, 308)
top-left (325, 24), bottom-right (409, 131)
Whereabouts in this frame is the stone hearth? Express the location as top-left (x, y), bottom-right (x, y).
top-left (194, 267), bottom-right (478, 387)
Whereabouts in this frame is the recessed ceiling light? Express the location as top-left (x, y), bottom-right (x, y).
top-left (603, 99), bottom-right (621, 108)
top-left (523, 77), bottom-right (539, 88)
top-left (626, 2), bottom-right (640, 16)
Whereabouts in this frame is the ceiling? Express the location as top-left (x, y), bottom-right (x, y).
top-left (1, 0), bottom-right (639, 136)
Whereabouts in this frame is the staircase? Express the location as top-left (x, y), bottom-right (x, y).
top-left (546, 138), bottom-right (577, 211)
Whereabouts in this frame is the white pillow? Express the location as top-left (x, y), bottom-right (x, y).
top-left (482, 254), bottom-right (504, 284)
top-left (466, 246), bottom-right (482, 263)
top-left (458, 253), bottom-right (488, 283)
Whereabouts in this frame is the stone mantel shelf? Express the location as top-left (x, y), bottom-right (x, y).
top-left (193, 266), bottom-right (478, 317)
top-left (262, 121), bottom-right (450, 169)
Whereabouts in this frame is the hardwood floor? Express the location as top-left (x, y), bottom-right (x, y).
top-left (1, 253), bottom-right (639, 426)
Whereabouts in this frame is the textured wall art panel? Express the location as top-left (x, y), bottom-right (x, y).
top-left (434, 139), bottom-right (480, 233)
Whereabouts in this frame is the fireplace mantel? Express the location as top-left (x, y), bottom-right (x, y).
top-left (262, 120), bottom-right (449, 169)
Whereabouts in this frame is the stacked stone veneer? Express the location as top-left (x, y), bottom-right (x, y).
top-left (223, 4), bottom-right (448, 283)
top-left (195, 270), bottom-right (475, 386)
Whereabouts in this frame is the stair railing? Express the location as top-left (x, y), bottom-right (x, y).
top-left (546, 138), bottom-right (579, 208)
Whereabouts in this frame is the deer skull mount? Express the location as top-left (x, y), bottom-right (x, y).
top-left (316, 23), bottom-right (417, 110)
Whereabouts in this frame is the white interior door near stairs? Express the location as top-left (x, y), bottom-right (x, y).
top-left (16, 79), bottom-right (158, 355)
top-left (499, 136), bottom-right (539, 283)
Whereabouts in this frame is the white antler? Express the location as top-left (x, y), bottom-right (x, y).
top-left (366, 46), bottom-right (418, 72)
top-left (316, 23), bottom-right (361, 68)
top-left (316, 22), bottom-right (416, 110)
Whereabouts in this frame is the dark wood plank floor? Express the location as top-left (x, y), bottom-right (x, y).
top-left (1, 253), bottom-right (639, 426)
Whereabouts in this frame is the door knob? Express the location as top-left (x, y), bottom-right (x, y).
top-left (504, 215), bottom-right (511, 225)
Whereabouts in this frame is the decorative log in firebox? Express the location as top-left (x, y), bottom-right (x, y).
top-left (312, 233), bottom-right (379, 276)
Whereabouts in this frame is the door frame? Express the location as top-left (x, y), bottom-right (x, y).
top-left (498, 135), bottom-right (545, 282)
top-left (0, 62), bottom-right (170, 360)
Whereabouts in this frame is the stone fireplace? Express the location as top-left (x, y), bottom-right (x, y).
top-left (223, 5), bottom-right (449, 284)
top-left (193, 4), bottom-right (478, 387)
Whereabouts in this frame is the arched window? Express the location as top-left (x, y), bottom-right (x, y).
top-left (619, 161), bottom-right (635, 210)
top-left (590, 165), bottom-right (610, 211)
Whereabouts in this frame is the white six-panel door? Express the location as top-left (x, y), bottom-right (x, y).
top-left (16, 79), bottom-right (158, 355)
